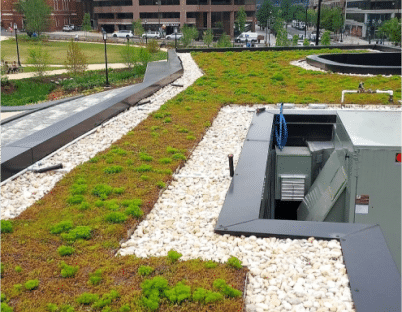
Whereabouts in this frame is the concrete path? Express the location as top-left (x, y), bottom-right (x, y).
top-left (3, 63), bottom-right (129, 80)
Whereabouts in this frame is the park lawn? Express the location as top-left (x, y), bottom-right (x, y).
top-left (1, 49), bottom-right (399, 311)
top-left (1, 39), bottom-right (165, 65)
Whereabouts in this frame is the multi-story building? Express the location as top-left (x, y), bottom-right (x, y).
top-left (345, 0), bottom-right (401, 38)
top-left (94, 0), bottom-right (256, 37)
top-left (1, 0), bottom-right (87, 32)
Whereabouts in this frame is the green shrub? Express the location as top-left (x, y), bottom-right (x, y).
top-left (78, 202), bottom-right (90, 211)
top-left (163, 117), bottom-right (172, 123)
top-left (138, 265), bottom-right (153, 276)
top-left (213, 279), bottom-right (242, 298)
top-left (271, 73), bottom-right (284, 81)
top-left (166, 146), bottom-right (178, 154)
top-left (104, 166), bottom-right (123, 174)
top-left (134, 164), bottom-right (153, 172)
top-left (172, 153), bottom-right (186, 160)
top-left (164, 282), bottom-right (191, 304)
top-left (14, 265), bottom-right (22, 273)
top-left (91, 290), bottom-right (120, 309)
top-left (76, 292), bottom-right (100, 304)
top-left (205, 291), bottom-right (224, 303)
top-left (113, 187), bottom-right (125, 195)
top-left (159, 158), bottom-right (172, 164)
top-left (24, 279), bottom-right (39, 290)
top-left (121, 199), bottom-right (143, 207)
top-left (70, 183), bottom-right (88, 195)
top-left (13, 284), bottom-right (23, 292)
top-left (50, 221), bottom-right (73, 234)
top-left (0, 263), bottom-right (3, 276)
top-left (147, 39), bottom-right (160, 54)
top-left (154, 169), bottom-right (172, 175)
top-left (95, 200), bottom-right (104, 207)
top-left (88, 269), bottom-right (103, 286)
top-left (167, 250), bottom-right (182, 263)
top-left (156, 181), bottom-right (166, 189)
top-left (60, 226), bottom-right (92, 241)
top-left (186, 135), bottom-right (196, 140)
top-left (1, 220), bottom-right (13, 233)
top-left (104, 212), bottom-right (127, 223)
top-left (125, 205), bottom-right (143, 218)
top-left (46, 303), bottom-right (58, 312)
top-left (178, 128), bottom-right (188, 133)
top-left (140, 276), bottom-right (169, 311)
top-left (111, 147), bottom-right (127, 156)
top-left (60, 262), bottom-right (79, 278)
top-left (139, 153), bottom-right (153, 162)
top-left (227, 256), bottom-right (242, 269)
top-left (1, 302), bottom-right (13, 312)
top-left (90, 157), bottom-right (99, 163)
top-left (192, 287), bottom-right (208, 302)
top-left (92, 184), bottom-right (113, 200)
top-left (1, 292), bottom-right (6, 302)
top-left (185, 106), bottom-right (192, 111)
top-left (67, 195), bottom-right (85, 205)
top-left (104, 200), bottom-right (120, 210)
top-left (204, 260), bottom-right (218, 269)
top-left (58, 246), bottom-right (75, 256)
top-left (126, 159), bottom-right (133, 165)
top-left (140, 175), bottom-right (150, 181)
top-left (119, 304), bottom-right (131, 312)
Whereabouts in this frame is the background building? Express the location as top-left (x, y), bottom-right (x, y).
top-left (94, 0), bottom-right (256, 37)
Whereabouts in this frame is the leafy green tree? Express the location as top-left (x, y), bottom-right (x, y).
top-left (307, 9), bottom-right (317, 28)
top-left (27, 46), bottom-right (50, 79)
top-left (256, 0), bottom-right (277, 29)
top-left (275, 27), bottom-right (290, 46)
top-left (378, 18), bottom-right (401, 45)
top-left (203, 29), bottom-right (214, 48)
top-left (217, 33), bottom-right (232, 48)
top-left (321, 30), bottom-right (331, 45)
top-left (181, 25), bottom-right (198, 47)
top-left (292, 34), bottom-right (299, 46)
top-left (65, 40), bottom-right (88, 76)
top-left (303, 38), bottom-right (310, 46)
top-left (280, 0), bottom-right (293, 24)
top-left (82, 13), bottom-right (91, 32)
top-left (320, 7), bottom-right (343, 36)
top-left (120, 42), bottom-right (136, 68)
top-left (235, 6), bottom-right (247, 34)
top-left (133, 19), bottom-right (144, 37)
top-left (15, 0), bottom-right (52, 37)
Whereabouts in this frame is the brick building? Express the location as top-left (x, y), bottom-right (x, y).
top-left (94, 0), bottom-right (256, 37)
top-left (1, 0), bottom-right (92, 32)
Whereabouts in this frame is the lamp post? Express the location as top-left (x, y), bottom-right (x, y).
top-left (305, 0), bottom-right (309, 38)
top-left (315, 0), bottom-right (322, 46)
top-left (158, 0), bottom-right (161, 37)
top-left (103, 32), bottom-right (109, 87)
top-left (14, 23), bottom-right (21, 67)
top-left (145, 20), bottom-right (148, 45)
top-left (174, 26), bottom-right (177, 49)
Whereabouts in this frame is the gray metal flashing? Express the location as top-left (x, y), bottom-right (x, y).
top-left (1, 50), bottom-right (183, 181)
top-left (1, 95), bottom-right (85, 112)
top-left (215, 109), bottom-right (401, 312)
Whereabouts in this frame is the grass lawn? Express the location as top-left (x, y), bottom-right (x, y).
top-left (1, 39), bottom-right (164, 65)
top-left (1, 49), bottom-right (400, 312)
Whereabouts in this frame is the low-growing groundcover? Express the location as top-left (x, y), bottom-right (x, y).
top-left (1, 49), bottom-right (399, 311)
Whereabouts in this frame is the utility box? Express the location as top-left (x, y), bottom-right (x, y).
top-left (275, 146), bottom-right (312, 201)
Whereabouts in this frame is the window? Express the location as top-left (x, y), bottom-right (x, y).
top-left (117, 13), bottom-right (133, 19)
top-left (98, 13), bottom-right (114, 19)
top-left (93, 1), bottom-right (132, 7)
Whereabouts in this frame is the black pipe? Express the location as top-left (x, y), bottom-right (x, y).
top-left (33, 163), bottom-right (63, 173)
top-left (171, 83), bottom-right (183, 87)
top-left (137, 100), bottom-right (151, 106)
top-left (228, 154), bottom-right (234, 177)
top-left (316, 0), bottom-right (322, 46)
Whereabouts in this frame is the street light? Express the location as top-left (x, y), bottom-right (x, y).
top-left (174, 26), bottom-right (177, 49)
top-left (103, 32), bottom-right (109, 87)
top-left (14, 23), bottom-right (21, 67)
top-left (144, 20), bottom-right (148, 45)
top-left (305, 0), bottom-right (309, 38)
top-left (157, 0), bottom-right (161, 37)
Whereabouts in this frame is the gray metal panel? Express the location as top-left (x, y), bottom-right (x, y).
top-left (341, 225), bottom-right (401, 311)
top-left (245, 112), bottom-right (274, 141)
top-left (354, 149), bottom-right (402, 272)
top-left (1, 146), bottom-right (33, 181)
top-left (337, 111), bottom-right (401, 148)
top-left (216, 140), bottom-right (270, 229)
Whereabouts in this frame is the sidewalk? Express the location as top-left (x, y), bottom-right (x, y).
top-left (3, 63), bottom-right (130, 80)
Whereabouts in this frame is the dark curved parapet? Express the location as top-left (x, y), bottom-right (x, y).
top-left (1, 50), bottom-right (183, 182)
top-left (306, 52), bottom-right (401, 75)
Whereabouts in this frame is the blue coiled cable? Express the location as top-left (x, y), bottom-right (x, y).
top-left (275, 103), bottom-right (288, 151)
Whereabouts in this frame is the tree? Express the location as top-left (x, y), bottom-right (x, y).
top-left (378, 18), bottom-right (401, 45)
top-left (280, 0), bottom-right (293, 24)
top-left (181, 25), bottom-right (198, 47)
top-left (120, 42), bottom-right (136, 68)
top-left (65, 40), bottom-right (87, 75)
top-left (292, 34), bottom-right (298, 46)
top-left (321, 30), bottom-right (331, 45)
top-left (303, 38), bottom-right (310, 46)
top-left (133, 19), bottom-right (144, 37)
top-left (15, 0), bottom-right (52, 37)
top-left (256, 0), bottom-right (276, 29)
top-left (217, 33), bottom-right (232, 48)
top-left (27, 46), bottom-right (49, 79)
top-left (82, 13), bottom-right (91, 32)
top-left (203, 29), bottom-right (214, 48)
top-left (307, 9), bottom-right (317, 28)
top-left (235, 6), bottom-right (247, 34)
top-left (320, 7), bottom-right (343, 36)
top-left (275, 27), bottom-right (290, 46)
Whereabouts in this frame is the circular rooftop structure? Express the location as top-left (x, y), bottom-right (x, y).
top-left (306, 52), bottom-right (401, 75)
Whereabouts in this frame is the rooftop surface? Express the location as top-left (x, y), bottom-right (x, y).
top-left (337, 111), bottom-right (402, 148)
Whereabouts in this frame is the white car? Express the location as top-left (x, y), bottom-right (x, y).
top-left (166, 33), bottom-right (183, 40)
top-left (63, 25), bottom-right (74, 32)
top-left (142, 32), bottom-right (161, 39)
top-left (112, 30), bottom-right (134, 38)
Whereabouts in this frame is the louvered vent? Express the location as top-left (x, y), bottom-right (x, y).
top-left (280, 175), bottom-right (306, 201)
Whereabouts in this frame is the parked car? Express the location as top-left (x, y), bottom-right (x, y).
top-left (142, 31), bottom-right (161, 39)
top-left (166, 33), bottom-right (183, 40)
top-left (63, 25), bottom-right (74, 32)
top-left (112, 30), bottom-right (134, 38)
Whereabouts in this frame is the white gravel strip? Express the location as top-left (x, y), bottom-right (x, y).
top-left (0, 53), bottom-right (203, 219)
top-left (118, 105), bottom-right (355, 312)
